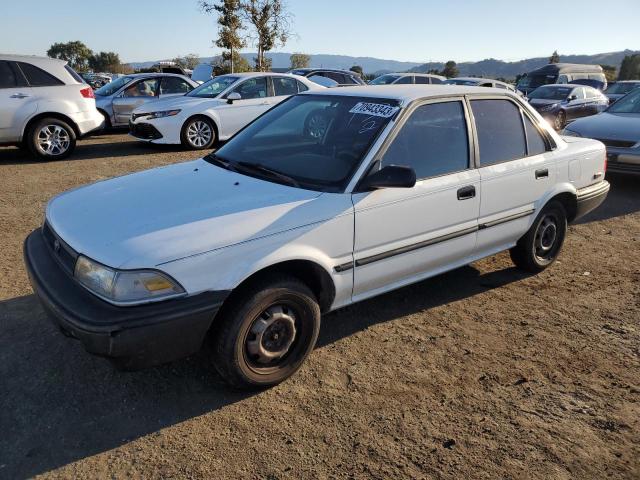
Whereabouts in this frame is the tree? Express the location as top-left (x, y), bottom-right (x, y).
top-left (173, 54), bottom-right (201, 70)
top-left (212, 51), bottom-right (252, 75)
top-left (201, 0), bottom-right (245, 73)
top-left (549, 50), bottom-right (560, 64)
top-left (441, 61), bottom-right (459, 78)
top-left (599, 64), bottom-right (617, 82)
top-left (241, 0), bottom-right (292, 71)
top-left (290, 52), bottom-right (310, 69)
top-left (88, 51), bottom-right (122, 73)
top-left (47, 41), bottom-right (93, 71)
top-left (618, 54), bottom-right (640, 80)
top-left (350, 65), bottom-right (364, 77)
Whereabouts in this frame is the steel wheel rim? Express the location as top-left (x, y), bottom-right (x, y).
top-left (535, 215), bottom-right (558, 260)
top-left (307, 114), bottom-right (328, 139)
top-left (245, 304), bottom-right (297, 366)
top-left (186, 120), bottom-right (212, 147)
top-left (37, 124), bottom-right (70, 156)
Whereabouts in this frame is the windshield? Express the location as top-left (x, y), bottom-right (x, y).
top-left (528, 86), bottom-right (572, 100)
top-left (370, 74), bottom-right (401, 85)
top-left (211, 95), bottom-right (400, 192)
top-left (607, 88), bottom-right (640, 113)
top-left (606, 82), bottom-right (640, 95)
top-left (443, 79), bottom-right (478, 86)
top-left (95, 76), bottom-right (135, 96)
top-left (517, 74), bottom-right (557, 90)
top-left (188, 75), bottom-right (239, 98)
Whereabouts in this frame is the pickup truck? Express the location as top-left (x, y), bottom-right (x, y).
top-left (24, 85), bottom-right (609, 389)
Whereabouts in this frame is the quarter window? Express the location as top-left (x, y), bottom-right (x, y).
top-left (523, 115), bottom-right (547, 156)
top-left (273, 77), bottom-right (298, 96)
top-left (381, 101), bottom-right (469, 179)
top-left (232, 77), bottom-right (268, 99)
top-left (17, 62), bottom-right (63, 87)
top-left (296, 80), bottom-right (309, 92)
top-left (471, 99), bottom-right (527, 165)
top-left (0, 61), bottom-right (17, 88)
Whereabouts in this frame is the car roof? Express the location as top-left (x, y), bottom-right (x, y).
top-left (382, 72), bottom-right (445, 78)
top-left (530, 63), bottom-right (604, 74)
top-left (289, 68), bottom-right (356, 74)
top-left (300, 84), bottom-right (518, 103)
top-left (537, 83), bottom-right (595, 89)
top-left (0, 54), bottom-right (66, 65)
top-left (611, 80), bottom-right (640, 83)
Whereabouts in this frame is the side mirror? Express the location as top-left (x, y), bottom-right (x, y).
top-left (359, 165), bottom-right (416, 191)
top-left (227, 92), bottom-right (241, 104)
top-left (567, 95), bottom-right (577, 102)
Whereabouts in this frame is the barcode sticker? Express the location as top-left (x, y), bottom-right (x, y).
top-left (349, 102), bottom-right (399, 118)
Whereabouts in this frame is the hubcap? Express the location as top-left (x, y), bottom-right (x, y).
top-left (37, 125), bottom-right (70, 156)
top-left (186, 120), bottom-right (212, 147)
top-left (535, 215), bottom-right (558, 258)
top-left (246, 305), bottom-right (297, 364)
top-left (307, 114), bottom-right (328, 139)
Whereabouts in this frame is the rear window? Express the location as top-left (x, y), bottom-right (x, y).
top-left (17, 62), bottom-right (64, 87)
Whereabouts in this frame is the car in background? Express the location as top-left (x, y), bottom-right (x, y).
top-left (604, 81), bottom-right (640, 105)
top-left (0, 54), bottom-right (103, 160)
top-left (94, 73), bottom-right (198, 128)
top-left (563, 87), bottom-right (640, 174)
top-left (527, 84), bottom-right (608, 130)
top-left (444, 77), bottom-right (520, 93)
top-left (517, 63), bottom-right (607, 96)
top-left (287, 68), bottom-right (366, 87)
top-left (369, 73), bottom-right (445, 85)
top-left (129, 72), bottom-right (323, 149)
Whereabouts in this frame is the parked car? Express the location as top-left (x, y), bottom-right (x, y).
top-left (287, 68), bottom-right (366, 87)
top-left (94, 73), bottom-right (198, 128)
top-left (370, 73), bottom-right (445, 85)
top-left (129, 72), bottom-right (322, 149)
top-left (527, 84), bottom-right (608, 130)
top-left (604, 81), bottom-right (640, 104)
top-left (563, 87), bottom-right (640, 174)
top-left (517, 63), bottom-right (607, 96)
top-left (25, 85), bottom-right (609, 388)
top-left (443, 77), bottom-right (520, 94)
top-left (0, 54), bottom-right (103, 160)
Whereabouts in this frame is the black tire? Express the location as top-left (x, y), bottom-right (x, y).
top-left (27, 117), bottom-right (76, 160)
top-left (181, 116), bottom-right (216, 150)
top-left (553, 110), bottom-right (566, 131)
top-left (211, 274), bottom-right (321, 389)
top-left (510, 201), bottom-right (567, 273)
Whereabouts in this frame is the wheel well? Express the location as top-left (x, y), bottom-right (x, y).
top-left (23, 112), bottom-right (80, 141)
top-left (181, 114), bottom-right (219, 141)
top-left (549, 192), bottom-right (577, 222)
top-left (226, 260), bottom-right (336, 314)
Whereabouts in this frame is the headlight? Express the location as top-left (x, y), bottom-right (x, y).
top-left (538, 103), bottom-right (558, 112)
top-left (74, 256), bottom-right (185, 304)
top-left (561, 129), bottom-right (582, 137)
top-left (146, 109), bottom-right (181, 119)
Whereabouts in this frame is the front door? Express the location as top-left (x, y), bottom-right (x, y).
top-left (112, 78), bottom-right (160, 125)
top-left (217, 76), bottom-right (271, 137)
top-left (352, 99), bottom-right (480, 300)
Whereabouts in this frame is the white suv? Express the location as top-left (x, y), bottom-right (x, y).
top-left (25, 86), bottom-right (609, 388)
top-left (0, 55), bottom-right (104, 159)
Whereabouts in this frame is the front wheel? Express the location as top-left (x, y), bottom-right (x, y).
top-left (553, 110), bottom-right (566, 131)
top-left (181, 117), bottom-right (216, 150)
top-left (211, 275), bottom-right (321, 389)
top-left (510, 201), bottom-right (567, 273)
top-left (27, 118), bottom-right (76, 160)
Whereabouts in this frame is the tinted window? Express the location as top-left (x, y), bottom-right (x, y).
top-left (342, 74), bottom-right (358, 85)
top-left (123, 78), bottom-right (159, 97)
top-left (395, 76), bottom-right (413, 84)
top-left (17, 62), bottom-right (63, 86)
top-left (415, 76), bottom-right (430, 84)
top-left (273, 76), bottom-right (298, 96)
top-left (430, 77), bottom-right (444, 84)
top-left (296, 80), bottom-right (309, 92)
top-left (160, 77), bottom-right (192, 95)
top-left (523, 115), bottom-right (547, 156)
top-left (232, 77), bottom-right (268, 99)
top-left (325, 72), bottom-right (347, 84)
top-left (471, 99), bottom-right (526, 165)
top-left (0, 61), bottom-right (17, 88)
top-left (381, 101), bottom-right (469, 179)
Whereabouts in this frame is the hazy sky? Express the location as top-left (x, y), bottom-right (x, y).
top-left (2, 0), bottom-right (639, 63)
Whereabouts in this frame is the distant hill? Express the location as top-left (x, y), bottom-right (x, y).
top-left (130, 49), bottom-right (639, 79)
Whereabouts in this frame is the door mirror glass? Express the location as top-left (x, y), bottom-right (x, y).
top-left (227, 91), bottom-right (242, 104)
top-left (567, 94), bottom-right (577, 102)
top-left (359, 165), bottom-right (416, 190)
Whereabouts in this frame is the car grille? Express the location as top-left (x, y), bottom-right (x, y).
top-left (595, 138), bottom-right (637, 148)
top-left (42, 221), bottom-right (78, 275)
top-left (130, 123), bottom-right (163, 140)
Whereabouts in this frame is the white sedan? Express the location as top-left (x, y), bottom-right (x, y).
top-left (128, 72), bottom-right (323, 149)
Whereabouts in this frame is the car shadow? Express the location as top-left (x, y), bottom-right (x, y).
top-left (0, 263), bottom-right (529, 479)
top-left (576, 173), bottom-right (640, 224)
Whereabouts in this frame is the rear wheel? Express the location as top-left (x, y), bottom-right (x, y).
top-left (510, 201), bottom-right (567, 273)
top-left (27, 117), bottom-right (76, 160)
top-left (181, 117), bottom-right (216, 150)
top-left (211, 274), bottom-right (321, 389)
top-left (553, 110), bottom-right (566, 131)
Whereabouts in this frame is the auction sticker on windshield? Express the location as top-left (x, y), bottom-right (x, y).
top-left (349, 102), bottom-right (399, 118)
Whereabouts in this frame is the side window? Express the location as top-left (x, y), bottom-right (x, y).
top-left (574, 87), bottom-right (586, 99)
top-left (232, 77), bottom-right (268, 99)
top-left (479, 82), bottom-right (493, 87)
top-left (273, 77), bottom-right (298, 96)
top-left (160, 77), bottom-right (193, 95)
top-left (495, 83), bottom-right (508, 89)
top-left (430, 77), bottom-right (444, 84)
top-left (395, 76), bottom-right (413, 84)
top-left (381, 101), bottom-right (469, 179)
top-left (325, 72), bottom-right (346, 84)
top-left (17, 62), bottom-right (63, 87)
top-left (471, 99), bottom-right (527, 166)
top-left (415, 76), bottom-right (430, 84)
top-left (296, 80), bottom-right (309, 92)
top-left (123, 78), bottom-right (159, 97)
top-left (0, 61), bottom-right (17, 88)
top-left (342, 75), bottom-right (359, 85)
top-left (523, 115), bottom-right (547, 156)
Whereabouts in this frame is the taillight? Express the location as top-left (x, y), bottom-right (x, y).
top-left (80, 87), bottom-right (94, 99)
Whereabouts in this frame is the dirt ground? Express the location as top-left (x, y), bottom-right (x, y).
top-left (0, 133), bottom-right (638, 480)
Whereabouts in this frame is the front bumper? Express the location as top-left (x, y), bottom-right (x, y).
top-left (128, 116), bottom-right (182, 144)
top-left (24, 228), bottom-right (228, 369)
top-left (72, 109), bottom-right (105, 136)
top-left (606, 148), bottom-right (640, 174)
top-left (575, 181), bottom-right (610, 220)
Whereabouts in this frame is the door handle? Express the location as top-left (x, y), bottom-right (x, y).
top-left (10, 93), bottom-right (30, 99)
top-left (535, 168), bottom-right (549, 179)
top-left (457, 185), bottom-right (476, 200)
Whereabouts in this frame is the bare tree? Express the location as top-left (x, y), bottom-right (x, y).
top-left (241, 0), bottom-right (292, 71)
top-left (201, 0), bottom-right (245, 73)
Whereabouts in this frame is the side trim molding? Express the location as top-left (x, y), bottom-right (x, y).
top-left (479, 209), bottom-right (535, 230)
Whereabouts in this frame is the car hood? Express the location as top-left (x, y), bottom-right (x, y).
top-left (46, 159), bottom-right (325, 269)
top-left (528, 98), bottom-right (561, 107)
top-left (566, 112), bottom-right (640, 141)
top-left (132, 95), bottom-right (225, 114)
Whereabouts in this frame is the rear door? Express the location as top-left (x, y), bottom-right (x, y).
top-left (112, 77), bottom-right (160, 125)
top-left (216, 76), bottom-right (271, 137)
top-left (0, 61), bottom-right (35, 142)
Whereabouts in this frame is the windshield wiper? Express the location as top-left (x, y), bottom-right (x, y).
top-left (235, 161), bottom-right (300, 188)
top-left (205, 153), bottom-right (237, 172)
